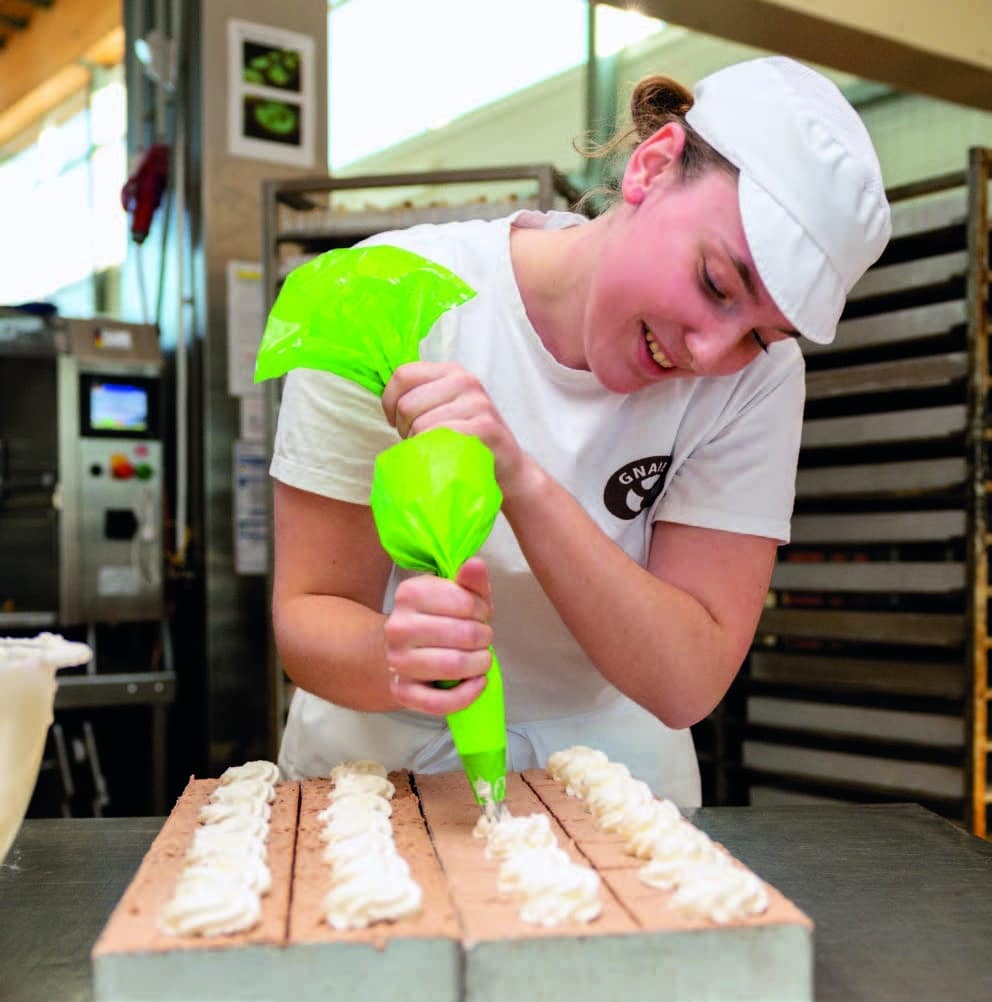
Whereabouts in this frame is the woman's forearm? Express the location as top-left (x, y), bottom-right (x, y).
top-left (273, 593), bottom-right (400, 712)
top-left (502, 464), bottom-right (760, 729)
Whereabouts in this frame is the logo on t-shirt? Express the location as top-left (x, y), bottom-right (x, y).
top-left (603, 456), bottom-right (671, 520)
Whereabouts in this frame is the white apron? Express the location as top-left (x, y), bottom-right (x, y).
top-left (278, 688), bottom-right (702, 807)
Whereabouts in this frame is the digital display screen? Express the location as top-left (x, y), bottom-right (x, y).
top-left (89, 382), bottom-right (149, 432)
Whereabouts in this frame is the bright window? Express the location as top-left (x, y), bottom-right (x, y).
top-left (327, 0), bottom-right (663, 168)
top-left (0, 67), bottom-right (128, 305)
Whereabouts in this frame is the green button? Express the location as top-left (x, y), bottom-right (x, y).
top-left (135, 463), bottom-right (154, 480)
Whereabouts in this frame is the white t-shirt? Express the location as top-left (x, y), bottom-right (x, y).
top-left (270, 210), bottom-right (805, 804)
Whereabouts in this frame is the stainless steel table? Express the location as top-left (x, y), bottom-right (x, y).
top-left (1, 804), bottom-right (990, 1001)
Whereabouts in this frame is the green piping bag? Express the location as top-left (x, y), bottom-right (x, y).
top-left (254, 245), bottom-right (507, 814)
top-left (254, 244), bottom-right (476, 393)
top-left (370, 427), bottom-right (507, 814)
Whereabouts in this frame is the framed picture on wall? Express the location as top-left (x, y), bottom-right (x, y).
top-left (227, 19), bottom-right (316, 168)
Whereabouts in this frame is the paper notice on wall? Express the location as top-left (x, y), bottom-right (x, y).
top-left (240, 395), bottom-right (265, 441)
top-left (96, 328), bottom-right (134, 350)
top-left (227, 260), bottom-right (265, 397)
top-left (234, 439), bottom-right (269, 575)
top-left (97, 566), bottom-right (142, 596)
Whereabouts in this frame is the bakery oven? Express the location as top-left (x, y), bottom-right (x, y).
top-left (0, 312), bottom-right (164, 625)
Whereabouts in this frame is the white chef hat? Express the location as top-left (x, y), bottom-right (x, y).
top-left (685, 57), bottom-right (892, 344)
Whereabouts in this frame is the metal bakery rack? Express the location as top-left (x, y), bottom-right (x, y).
top-left (729, 148), bottom-right (991, 837)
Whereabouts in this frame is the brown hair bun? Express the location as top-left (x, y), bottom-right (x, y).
top-left (630, 75), bottom-right (694, 140)
top-left (573, 72), bottom-right (733, 212)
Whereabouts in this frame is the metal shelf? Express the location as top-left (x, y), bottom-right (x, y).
top-left (274, 197), bottom-right (545, 242)
top-left (739, 148), bottom-right (992, 838)
top-left (54, 671), bottom-right (176, 710)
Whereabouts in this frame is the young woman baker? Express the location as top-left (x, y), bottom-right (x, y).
top-left (269, 56), bottom-right (891, 805)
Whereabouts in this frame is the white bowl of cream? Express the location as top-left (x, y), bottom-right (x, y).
top-left (0, 634), bottom-right (92, 863)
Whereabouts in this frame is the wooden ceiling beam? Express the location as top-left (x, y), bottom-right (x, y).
top-left (0, 0), bottom-right (122, 117)
top-left (0, 24), bottom-right (123, 149)
top-left (0, 11), bottom-right (31, 31)
top-left (603, 0), bottom-right (992, 111)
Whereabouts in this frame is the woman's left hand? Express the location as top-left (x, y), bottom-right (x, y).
top-left (382, 361), bottom-right (539, 499)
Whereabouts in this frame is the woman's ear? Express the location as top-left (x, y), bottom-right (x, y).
top-left (621, 122), bottom-right (687, 205)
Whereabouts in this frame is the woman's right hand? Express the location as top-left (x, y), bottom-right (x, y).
top-left (383, 557), bottom-right (495, 716)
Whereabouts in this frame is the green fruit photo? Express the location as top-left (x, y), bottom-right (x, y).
top-left (242, 41), bottom-right (302, 93)
top-left (243, 97), bottom-right (302, 146)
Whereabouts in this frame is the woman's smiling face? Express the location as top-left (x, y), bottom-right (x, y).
top-left (581, 124), bottom-right (798, 394)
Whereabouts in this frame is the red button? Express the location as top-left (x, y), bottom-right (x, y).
top-left (110, 453), bottom-right (135, 480)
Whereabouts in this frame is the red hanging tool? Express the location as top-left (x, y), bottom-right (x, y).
top-left (121, 143), bottom-right (170, 244)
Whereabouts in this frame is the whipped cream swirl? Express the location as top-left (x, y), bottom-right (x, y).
top-left (320, 807), bottom-right (393, 843)
top-left (569, 760), bottom-right (631, 802)
top-left (497, 846), bottom-right (602, 926)
top-left (667, 861), bottom-right (769, 923)
top-left (547, 746), bottom-right (674, 843)
top-left (330, 772), bottom-right (395, 801)
top-left (546, 746), bottom-right (609, 795)
top-left (196, 811), bottom-right (270, 840)
top-left (208, 777), bottom-right (275, 807)
top-left (475, 806), bottom-right (601, 927)
top-left (180, 853), bottom-right (272, 896)
top-left (160, 761), bottom-right (279, 937)
top-left (320, 828), bottom-right (396, 866)
top-left (319, 790), bottom-right (392, 820)
top-left (198, 798), bottom-right (271, 825)
top-left (547, 744), bottom-right (770, 925)
top-left (484, 813), bottom-right (557, 861)
top-left (496, 845), bottom-right (571, 896)
top-left (220, 760), bottom-right (280, 786)
top-left (324, 859), bottom-right (423, 930)
top-left (319, 758), bottom-right (423, 930)
top-left (637, 823), bottom-right (724, 890)
top-left (585, 777), bottom-right (654, 832)
top-left (621, 798), bottom-right (684, 858)
top-left (160, 873), bottom-right (261, 937)
top-left (187, 827), bottom-right (268, 864)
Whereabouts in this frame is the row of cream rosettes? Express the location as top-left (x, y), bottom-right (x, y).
top-left (473, 809), bottom-right (603, 926)
top-left (160, 760), bottom-right (280, 936)
top-left (319, 760), bottom-right (422, 930)
top-left (547, 746), bottom-right (769, 924)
